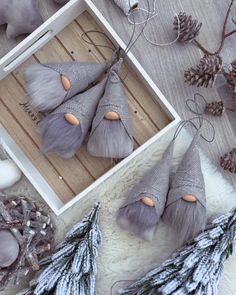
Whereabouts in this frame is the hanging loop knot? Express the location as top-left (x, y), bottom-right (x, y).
top-left (173, 116), bottom-right (215, 143)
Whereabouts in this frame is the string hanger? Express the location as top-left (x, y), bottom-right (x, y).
top-left (80, 0), bottom-right (151, 82)
top-left (81, 30), bottom-right (117, 53)
top-left (81, 0), bottom-right (151, 59)
top-left (127, 0), bottom-right (181, 47)
top-left (122, 0), bottom-right (151, 58)
top-left (127, 0), bottom-right (158, 25)
top-left (173, 116), bottom-right (215, 143)
top-left (186, 93), bottom-right (236, 116)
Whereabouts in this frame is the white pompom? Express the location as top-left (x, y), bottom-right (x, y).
top-left (113, 0), bottom-right (138, 15)
top-left (0, 159), bottom-right (22, 189)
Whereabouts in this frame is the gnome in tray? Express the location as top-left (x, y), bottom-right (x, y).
top-left (87, 59), bottom-right (134, 159)
top-left (163, 131), bottom-right (207, 245)
top-left (24, 58), bottom-right (114, 112)
top-left (117, 141), bottom-right (174, 241)
top-left (0, 0), bottom-right (43, 39)
top-left (37, 79), bottom-right (107, 158)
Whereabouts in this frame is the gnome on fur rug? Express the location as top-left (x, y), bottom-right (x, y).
top-left (117, 140), bottom-right (174, 241)
top-left (163, 131), bottom-right (207, 245)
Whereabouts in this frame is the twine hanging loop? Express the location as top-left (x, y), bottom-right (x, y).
top-left (114, 0), bottom-right (139, 16)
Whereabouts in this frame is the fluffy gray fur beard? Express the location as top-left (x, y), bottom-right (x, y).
top-left (162, 200), bottom-right (207, 245)
top-left (37, 113), bottom-right (82, 158)
top-left (87, 119), bottom-right (133, 159)
top-left (24, 64), bottom-right (66, 112)
top-left (117, 200), bottom-right (159, 241)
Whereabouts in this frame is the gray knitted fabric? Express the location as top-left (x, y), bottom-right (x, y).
top-left (44, 59), bottom-right (112, 103)
top-left (89, 59), bottom-right (133, 140)
top-left (52, 79), bottom-right (107, 141)
top-left (167, 131), bottom-right (206, 207)
top-left (121, 141), bottom-right (174, 216)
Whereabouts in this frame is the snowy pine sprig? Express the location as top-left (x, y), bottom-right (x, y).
top-left (119, 207), bottom-right (236, 295)
top-left (18, 203), bottom-right (102, 295)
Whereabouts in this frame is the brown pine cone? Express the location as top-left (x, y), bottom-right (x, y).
top-left (220, 148), bottom-right (236, 173)
top-left (232, 59), bottom-right (236, 73)
top-left (223, 59), bottom-right (236, 88)
top-left (185, 54), bottom-right (222, 87)
top-left (223, 71), bottom-right (236, 88)
top-left (205, 101), bottom-right (225, 116)
top-left (174, 12), bottom-right (202, 42)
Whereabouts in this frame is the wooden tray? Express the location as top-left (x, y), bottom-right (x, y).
top-left (0, 0), bottom-right (180, 215)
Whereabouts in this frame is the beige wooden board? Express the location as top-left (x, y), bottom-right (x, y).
top-left (0, 11), bottom-right (172, 204)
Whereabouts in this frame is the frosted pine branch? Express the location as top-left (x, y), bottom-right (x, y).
top-left (18, 203), bottom-right (101, 295)
top-left (119, 207), bottom-right (236, 295)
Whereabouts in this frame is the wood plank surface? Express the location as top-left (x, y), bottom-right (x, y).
top-left (0, 10), bottom-right (171, 204)
top-left (92, 0), bottom-right (236, 189)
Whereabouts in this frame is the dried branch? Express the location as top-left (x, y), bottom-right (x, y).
top-left (216, 0), bottom-right (235, 55)
top-left (0, 196), bottom-right (54, 291)
top-left (18, 203), bottom-right (102, 295)
top-left (188, 0), bottom-right (236, 56)
top-left (193, 39), bottom-right (213, 56)
top-left (0, 220), bottom-right (23, 229)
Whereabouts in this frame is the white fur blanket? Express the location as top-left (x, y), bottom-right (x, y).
top-left (2, 128), bottom-right (236, 295)
top-left (58, 128), bottom-right (236, 295)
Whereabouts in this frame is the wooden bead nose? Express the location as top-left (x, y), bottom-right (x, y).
top-left (104, 112), bottom-right (120, 120)
top-left (61, 75), bottom-right (71, 91)
top-left (104, 111), bottom-right (120, 120)
top-left (182, 195), bottom-right (197, 203)
top-left (131, 3), bottom-right (138, 10)
top-left (141, 196), bottom-right (155, 207)
top-left (64, 113), bottom-right (80, 125)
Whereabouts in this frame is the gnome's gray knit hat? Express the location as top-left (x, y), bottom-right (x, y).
top-left (52, 79), bottom-right (107, 144)
top-left (121, 141), bottom-right (174, 217)
top-left (44, 58), bottom-right (113, 103)
top-left (89, 59), bottom-right (133, 141)
top-left (166, 131), bottom-right (206, 208)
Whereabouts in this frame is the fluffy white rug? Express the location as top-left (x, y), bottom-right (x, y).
top-left (2, 127), bottom-right (236, 295)
top-left (62, 127), bottom-right (236, 295)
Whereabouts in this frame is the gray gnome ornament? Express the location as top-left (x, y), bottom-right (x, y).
top-left (37, 79), bottom-right (107, 158)
top-left (117, 141), bottom-right (174, 241)
top-left (24, 58), bottom-right (114, 112)
top-left (163, 131), bottom-right (207, 245)
top-left (87, 59), bottom-right (134, 159)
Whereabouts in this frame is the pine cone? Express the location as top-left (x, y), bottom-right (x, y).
top-left (185, 54), bottom-right (222, 87)
top-left (231, 59), bottom-right (236, 73)
top-left (205, 101), bottom-right (225, 116)
top-left (174, 12), bottom-right (202, 42)
top-left (220, 148), bottom-right (236, 173)
top-left (223, 59), bottom-right (236, 88)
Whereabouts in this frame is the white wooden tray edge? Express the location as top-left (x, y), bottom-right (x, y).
top-left (0, 119), bottom-right (180, 215)
top-left (0, 0), bottom-right (181, 215)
